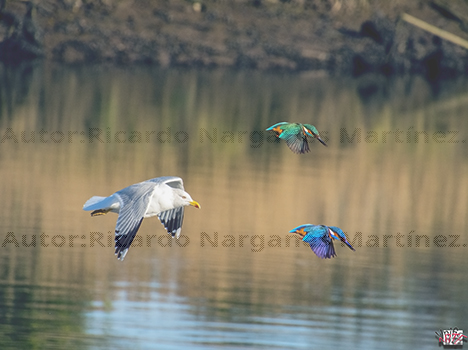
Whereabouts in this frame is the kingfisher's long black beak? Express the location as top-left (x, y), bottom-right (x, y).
top-left (317, 136), bottom-right (327, 147)
top-left (340, 236), bottom-right (355, 251)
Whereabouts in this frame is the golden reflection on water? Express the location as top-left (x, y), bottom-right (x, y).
top-left (0, 64), bottom-right (467, 348)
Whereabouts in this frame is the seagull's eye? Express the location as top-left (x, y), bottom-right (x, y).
top-left (181, 195), bottom-right (187, 199)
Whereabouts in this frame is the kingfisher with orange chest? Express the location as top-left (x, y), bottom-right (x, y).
top-left (266, 122), bottom-right (327, 154)
top-left (290, 224), bottom-right (355, 259)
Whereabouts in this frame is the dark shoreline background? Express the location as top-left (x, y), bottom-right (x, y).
top-left (1, 0), bottom-right (468, 79)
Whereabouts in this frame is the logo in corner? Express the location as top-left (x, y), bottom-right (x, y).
top-left (435, 328), bottom-right (467, 348)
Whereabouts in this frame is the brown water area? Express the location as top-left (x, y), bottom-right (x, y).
top-left (0, 64), bottom-right (467, 349)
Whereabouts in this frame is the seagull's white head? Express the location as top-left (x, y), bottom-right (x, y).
top-left (173, 188), bottom-right (201, 209)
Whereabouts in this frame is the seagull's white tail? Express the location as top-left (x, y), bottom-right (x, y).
top-left (83, 196), bottom-right (107, 210)
top-left (83, 195), bottom-right (120, 212)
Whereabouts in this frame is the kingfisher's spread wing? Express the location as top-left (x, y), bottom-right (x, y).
top-left (302, 227), bottom-right (337, 259)
top-left (283, 132), bottom-right (310, 154)
top-left (304, 235), bottom-right (336, 259)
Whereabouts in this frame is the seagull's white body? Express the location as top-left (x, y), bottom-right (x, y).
top-left (84, 183), bottom-right (186, 217)
top-left (83, 176), bottom-right (200, 261)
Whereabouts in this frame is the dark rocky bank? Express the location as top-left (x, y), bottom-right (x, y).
top-left (1, 0), bottom-right (468, 79)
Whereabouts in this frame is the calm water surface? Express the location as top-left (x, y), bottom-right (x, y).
top-left (0, 64), bottom-right (467, 349)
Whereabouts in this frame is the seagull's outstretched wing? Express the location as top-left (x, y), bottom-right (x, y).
top-left (114, 182), bottom-right (156, 260)
top-left (158, 207), bottom-right (185, 238)
top-left (153, 178), bottom-right (186, 238)
top-left (149, 176), bottom-right (185, 190)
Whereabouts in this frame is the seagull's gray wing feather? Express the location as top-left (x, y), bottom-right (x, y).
top-left (148, 176), bottom-right (185, 190)
top-left (114, 182), bottom-right (156, 260)
top-left (158, 207), bottom-right (185, 238)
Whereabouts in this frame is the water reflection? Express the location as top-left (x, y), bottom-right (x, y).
top-left (0, 63), bottom-right (467, 349)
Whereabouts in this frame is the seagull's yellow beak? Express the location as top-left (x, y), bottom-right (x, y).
top-left (190, 200), bottom-right (201, 209)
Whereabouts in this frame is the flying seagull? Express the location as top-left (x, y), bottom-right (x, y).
top-left (83, 176), bottom-right (200, 261)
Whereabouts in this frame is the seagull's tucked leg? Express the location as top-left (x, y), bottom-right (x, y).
top-left (91, 209), bottom-right (111, 216)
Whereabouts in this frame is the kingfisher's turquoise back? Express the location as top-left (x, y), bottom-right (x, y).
top-left (277, 123), bottom-right (303, 140)
top-left (301, 225), bottom-right (325, 239)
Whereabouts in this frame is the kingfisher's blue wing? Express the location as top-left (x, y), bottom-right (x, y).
top-left (282, 132), bottom-right (310, 154)
top-left (276, 124), bottom-right (310, 154)
top-left (303, 231), bottom-right (337, 259)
